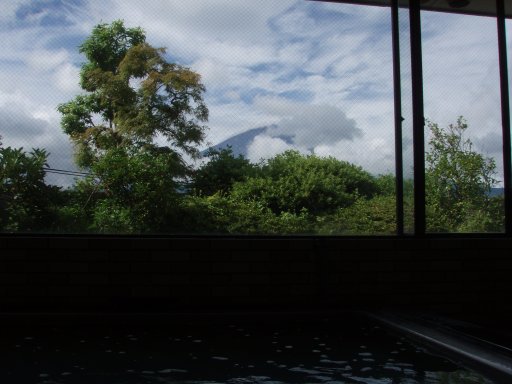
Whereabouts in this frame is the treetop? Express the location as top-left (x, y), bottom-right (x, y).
top-left (79, 20), bottom-right (145, 74)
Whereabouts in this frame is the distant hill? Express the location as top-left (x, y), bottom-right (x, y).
top-left (202, 125), bottom-right (293, 159)
top-left (490, 187), bottom-right (504, 197)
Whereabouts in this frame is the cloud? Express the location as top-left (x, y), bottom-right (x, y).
top-left (0, 103), bottom-right (47, 140)
top-left (421, 12), bottom-right (502, 127)
top-left (25, 49), bottom-right (81, 93)
top-left (54, 62), bottom-right (81, 92)
top-left (0, 1), bottom-right (24, 24)
top-left (102, 0), bottom-right (297, 66)
top-left (475, 132), bottom-right (504, 156)
top-left (26, 49), bottom-right (69, 70)
top-left (13, 0), bottom-right (89, 28)
top-left (247, 134), bottom-right (306, 163)
top-left (192, 57), bottom-right (252, 90)
top-left (241, 94), bottom-right (395, 173)
top-left (254, 95), bottom-right (362, 149)
top-left (0, 93), bottom-right (77, 187)
top-left (315, 136), bottom-right (396, 176)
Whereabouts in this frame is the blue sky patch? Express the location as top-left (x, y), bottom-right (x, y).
top-left (275, 68), bottom-right (314, 83)
top-left (45, 34), bottom-right (86, 52)
top-left (249, 62), bottom-right (284, 74)
top-left (240, 88), bottom-right (273, 104)
top-left (15, 0), bottom-right (85, 27)
top-left (278, 90), bottom-right (314, 102)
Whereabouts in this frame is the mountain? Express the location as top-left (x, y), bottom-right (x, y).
top-left (201, 125), bottom-right (293, 158)
top-left (489, 187), bottom-right (504, 197)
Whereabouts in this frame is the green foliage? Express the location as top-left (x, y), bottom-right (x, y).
top-left (425, 117), bottom-right (501, 232)
top-left (83, 148), bottom-right (182, 233)
top-left (313, 173), bottom-right (416, 235)
top-left (0, 144), bottom-right (61, 231)
top-left (52, 188), bottom-right (92, 233)
top-left (190, 147), bottom-right (258, 196)
top-left (374, 174), bottom-right (396, 196)
top-left (78, 20), bottom-right (145, 75)
top-left (231, 150), bottom-right (379, 215)
top-left (180, 194), bottom-right (312, 235)
top-left (92, 200), bottom-right (135, 233)
top-left (317, 195), bottom-right (397, 235)
top-left (455, 196), bottom-right (504, 233)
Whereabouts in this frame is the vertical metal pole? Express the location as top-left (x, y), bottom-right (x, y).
top-left (410, 0), bottom-right (426, 236)
top-left (497, 0), bottom-right (512, 235)
top-left (392, 0), bottom-right (404, 236)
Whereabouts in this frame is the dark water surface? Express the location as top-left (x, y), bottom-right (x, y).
top-left (0, 315), bottom-right (494, 384)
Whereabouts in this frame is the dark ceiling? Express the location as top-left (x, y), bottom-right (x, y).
top-left (310, 0), bottom-right (511, 18)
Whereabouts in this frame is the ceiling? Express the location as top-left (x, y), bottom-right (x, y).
top-left (309, 0), bottom-right (512, 18)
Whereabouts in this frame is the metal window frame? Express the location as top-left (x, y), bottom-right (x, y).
top-left (407, 0), bottom-right (426, 236)
top-left (497, 0), bottom-right (512, 236)
top-left (317, 0), bottom-right (512, 237)
top-left (391, 0), bottom-right (405, 236)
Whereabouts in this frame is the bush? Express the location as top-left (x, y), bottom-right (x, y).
top-left (179, 194), bottom-right (313, 235)
top-left (231, 150), bottom-right (379, 216)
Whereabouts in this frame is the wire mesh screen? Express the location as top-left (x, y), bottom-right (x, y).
top-left (0, 1), bottom-right (400, 235)
top-left (420, 3), bottom-right (506, 233)
top-left (1, 1), bottom-right (508, 235)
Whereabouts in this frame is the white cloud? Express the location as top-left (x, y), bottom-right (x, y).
top-left (475, 132), bottom-right (503, 155)
top-left (254, 95), bottom-right (362, 148)
top-left (422, 12), bottom-right (501, 125)
top-left (315, 136), bottom-right (396, 176)
top-left (54, 62), bottom-right (81, 92)
top-left (25, 49), bottom-right (81, 93)
top-left (103, 0), bottom-right (297, 63)
top-left (0, 1), bottom-right (23, 24)
top-left (26, 49), bottom-right (70, 71)
top-left (202, 99), bottom-right (278, 148)
top-left (192, 57), bottom-right (252, 90)
top-left (0, 103), bottom-right (47, 140)
top-left (247, 134), bottom-right (306, 163)
top-left (276, 40), bottom-right (313, 66)
top-left (270, 6), bottom-right (316, 38)
top-left (224, 90), bottom-right (241, 102)
top-left (0, 90), bottom-right (77, 186)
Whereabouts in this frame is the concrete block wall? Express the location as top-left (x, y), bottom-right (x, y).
top-left (0, 236), bottom-right (511, 316)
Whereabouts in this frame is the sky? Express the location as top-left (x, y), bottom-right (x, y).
top-left (0, 0), bottom-right (509, 186)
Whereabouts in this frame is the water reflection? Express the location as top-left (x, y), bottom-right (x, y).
top-left (0, 317), bottom-right (494, 384)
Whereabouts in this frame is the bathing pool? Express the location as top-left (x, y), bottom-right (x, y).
top-left (0, 313), bottom-right (495, 384)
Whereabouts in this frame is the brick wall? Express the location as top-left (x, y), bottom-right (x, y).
top-left (1, 236), bottom-right (511, 316)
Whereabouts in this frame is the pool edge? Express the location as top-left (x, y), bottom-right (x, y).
top-left (369, 311), bottom-right (512, 383)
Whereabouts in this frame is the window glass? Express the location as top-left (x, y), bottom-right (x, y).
top-left (1, 1), bottom-right (397, 235)
top-left (421, 4), bottom-right (505, 233)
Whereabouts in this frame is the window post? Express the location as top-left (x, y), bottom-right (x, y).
top-left (392, 0), bottom-right (405, 236)
top-left (409, 0), bottom-right (426, 236)
top-left (497, 0), bottom-right (512, 235)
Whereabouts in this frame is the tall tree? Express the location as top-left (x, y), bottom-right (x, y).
top-left (425, 117), bottom-right (501, 232)
top-left (58, 20), bottom-right (209, 232)
top-left (58, 20), bottom-right (208, 168)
